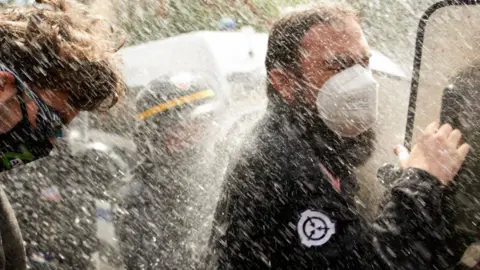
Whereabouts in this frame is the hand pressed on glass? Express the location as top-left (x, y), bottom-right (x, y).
top-left (394, 121), bottom-right (470, 185)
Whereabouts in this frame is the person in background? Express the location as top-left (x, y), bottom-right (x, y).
top-left (117, 72), bottom-right (219, 270)
top-left (434, 61), bottom-right (480, 269)
top-left (0, 0), bottom-right (124, 269)
top-left (207, 3), bottom-right (470, 269)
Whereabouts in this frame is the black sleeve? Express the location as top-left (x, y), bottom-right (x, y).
top-left (371, 168), bottom-right (448, 270)
top-left (0, 187), bottom-right (26, 270)
top-left (207, 158), bottom-right (275, 270)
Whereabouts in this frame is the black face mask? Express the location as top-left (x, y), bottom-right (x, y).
top-left (0, 72), bottom-right (64, 172)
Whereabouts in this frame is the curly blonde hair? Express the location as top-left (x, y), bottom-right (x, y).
top-left (0, 0), bottom-right (125, 111)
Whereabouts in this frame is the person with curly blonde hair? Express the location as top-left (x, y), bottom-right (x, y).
top-left (0, 0), bottom-right (125, 269)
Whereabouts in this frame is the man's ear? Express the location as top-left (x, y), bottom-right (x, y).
top-left (269, 68), bottom-right (296, 104)
top-left (37, 90), bottom-right (79, 123)
top-left (0, 72), bottom-right (17, 103)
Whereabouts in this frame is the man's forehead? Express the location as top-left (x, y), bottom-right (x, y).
top-left (301, 19), bottom-right (368, 59)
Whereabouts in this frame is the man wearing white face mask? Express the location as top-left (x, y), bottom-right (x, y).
top-left (207, 3), bottom-right (470, 270)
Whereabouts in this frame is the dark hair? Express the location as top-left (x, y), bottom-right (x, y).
top-left (265, 3), bottom-right (359, 100)
top-left (441, 62), bottom-right (480, 131)
top-left (0, 0), bottom-right (126, 111)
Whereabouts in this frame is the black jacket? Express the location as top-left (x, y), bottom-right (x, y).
top-left (116, 141), bottom-right (213, 270)
top-left (207, 100), bottom-right (449, 270)
top-left (434, 85), bottom-right (480, 269)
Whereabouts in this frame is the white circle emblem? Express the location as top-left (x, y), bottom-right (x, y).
top-left (297, 210), bottom-right (335, 247)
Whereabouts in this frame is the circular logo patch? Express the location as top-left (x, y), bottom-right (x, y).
top-left (297, 210), bottom-right (335, 247)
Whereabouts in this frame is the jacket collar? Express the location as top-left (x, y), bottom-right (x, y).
top-left (264, 96), bottom-right (376, 175)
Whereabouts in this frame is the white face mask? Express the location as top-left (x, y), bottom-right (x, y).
top-left (316, 64), bottom-right (379, 137)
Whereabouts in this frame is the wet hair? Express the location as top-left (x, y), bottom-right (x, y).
top-left (265, 2), bottom-right (359, 100)
top-left (0, 0), bottom-right (126, 111)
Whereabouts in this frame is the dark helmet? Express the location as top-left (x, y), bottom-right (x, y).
top-left (136, 71), bottom-right (217, 122)
top-left (135, 72), bottom-right (219, 156)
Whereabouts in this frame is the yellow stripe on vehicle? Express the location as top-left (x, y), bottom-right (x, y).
top-left (136, 89), bottom-right (215, 120)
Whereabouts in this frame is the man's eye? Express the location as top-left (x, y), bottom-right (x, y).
top-left (327, 58), bottom-right (354, 70)
top-left (326, 64), bottom-right (347, 72)
top-left (331, 67), bottom-right (345, 73)
top-left (359, 57), bottom-right (370, 67)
